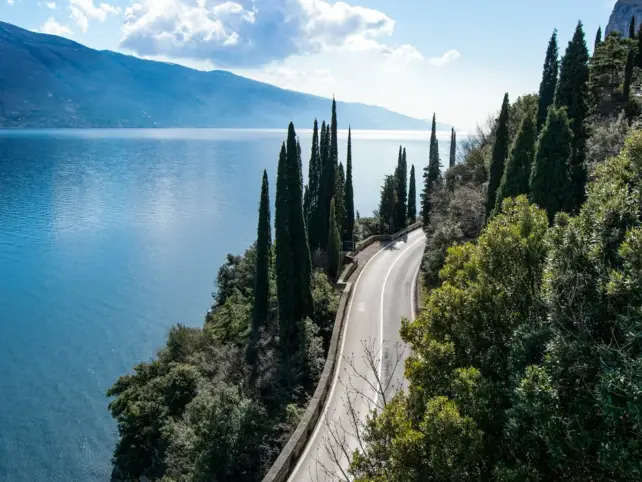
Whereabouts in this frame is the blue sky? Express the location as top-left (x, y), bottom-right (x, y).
top-left (1, 0), bottom-right (617, 129)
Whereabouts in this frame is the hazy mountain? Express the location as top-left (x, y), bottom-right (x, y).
top-left (0, 22), bottom-right (447, 130)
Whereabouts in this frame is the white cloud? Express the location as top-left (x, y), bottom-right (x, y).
top-left (428, 49), bottom-right (461, 67)
top-left (39, 17), bottom-right (74, 37)
top-left (47, 1), bottom-right (57, 8)
top-left (120, 0), bottom-right (419, 68)
top-left (68, 0), bottom-right (122, 33)
top-left (7, 0), bottom-right (14, 5)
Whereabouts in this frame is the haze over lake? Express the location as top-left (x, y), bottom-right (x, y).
top-left (0, 128), bottom-right (455, 481)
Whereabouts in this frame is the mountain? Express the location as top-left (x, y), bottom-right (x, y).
top-left (0, 22), bottom-right (445, 130)
top-left (606, 0), bottom-right (642, 39)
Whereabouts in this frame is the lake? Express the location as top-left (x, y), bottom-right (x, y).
top-left (0, 128), bottom-right (454, 481)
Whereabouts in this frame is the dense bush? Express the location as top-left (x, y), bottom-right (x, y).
top-left (108, 246), bottom-right (338, 481)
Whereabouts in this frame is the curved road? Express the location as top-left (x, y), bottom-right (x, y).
top-left (289, 228), bottom-right (426, 482)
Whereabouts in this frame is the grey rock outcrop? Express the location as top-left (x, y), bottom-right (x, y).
top-left (606, 0), bottom-right (642, 38)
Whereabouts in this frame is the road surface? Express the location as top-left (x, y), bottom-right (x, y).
top-left (289, 228), bottom-right (426, 482)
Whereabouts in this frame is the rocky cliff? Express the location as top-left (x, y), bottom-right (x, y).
top-left (606, 0), bottom-right (642, 38)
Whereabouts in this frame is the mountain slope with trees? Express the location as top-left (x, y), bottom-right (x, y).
top-left (0, 21), bottom-right (449, 130)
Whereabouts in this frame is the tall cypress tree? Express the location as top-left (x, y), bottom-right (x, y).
top-left (486, 93), bottom-right (511, 218)
top-left (595, 26), bottom-right (602, 52)
top-left (530, 107), bottom-right (572, 222)
top-left (331, 97), bottom-right (338, 168)
top-left (394, 145), bottom-right (408, 231)
top-left (276, 124), bottom-right (314, 364)
top-left (407, 163), bottom-right (417, 223)
top-left (494, 115), bottom-right (537, 213)
top-left (247, 170), bottom-right (271, 364)
top-left (421, 113), bottom-right (441, 226)
top-left (379, 175), bottom-right (397, 234)
top-left (630, 16), bottom-right (637, 39)
top-left (638, 25), bottom-right (642, 67)
top-left (344, 127), bottom-right (355, 243)
top-left (449, 128), bottom-right (457, 168)
top-left (319, 121), bottom-right (335, 249)
top-left (307, 120), bottom-right (322, 250)
top-left (537, 30), bottom-right (559, 131)
top-left (624, 47), bottom-right (635, 106)
top-left (335, 161), bottom-right (346, 239)
top-left (556, 21), bottom-right (589, 213)
top-left (326, 198), bottom-right (341, 281)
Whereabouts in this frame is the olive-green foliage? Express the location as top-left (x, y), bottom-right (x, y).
top-left (326, 198), bottom-right (342, 281)
top-left (495, 114), bottom-right (537, 213)
top-left (354, 215), bottom-right (382, 242)
top-left (486, 93), bottom-right (510, 218)
top-left (529, 106), bottom-right (573, 221)
top-left (109, 245), bottom-right (338, 481)
top-left (590, 31), bottom-right (631, 117)
top-left (586, 111), bottom-right (635, 173)
top-left (407, 164), bottom-right (417, 222)
top-left (537, 30), bottom-right (559, 131)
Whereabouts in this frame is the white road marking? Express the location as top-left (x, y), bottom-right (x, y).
top-left (375, 236), bottom-right (426, 408)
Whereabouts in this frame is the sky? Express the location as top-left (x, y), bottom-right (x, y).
top-left (0, 0), bottom-right (619, 129)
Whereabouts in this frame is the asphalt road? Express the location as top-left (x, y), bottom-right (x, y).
top-left (288, 228), bottom-right (426, 482)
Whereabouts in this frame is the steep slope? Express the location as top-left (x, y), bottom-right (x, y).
top-left (606, 0), bottom-right (642, 38)
top-left (0, 22), bottom-right (440, 130)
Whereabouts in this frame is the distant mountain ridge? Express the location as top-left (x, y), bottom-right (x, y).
top-left (0, 22), bottom-right (447, 130)
top-left (606, 0), bottom-right (642, 38)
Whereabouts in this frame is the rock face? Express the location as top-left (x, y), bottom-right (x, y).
top-left (606, 0), bottom-right (642, 38)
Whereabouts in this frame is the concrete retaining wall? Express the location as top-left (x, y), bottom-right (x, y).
top-left (261, 222), bottom-right (422, 482)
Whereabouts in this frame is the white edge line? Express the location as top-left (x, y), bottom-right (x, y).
top-left (288, 230), bottom-right (421, 480)
top-left (375, 236), bottom-right (425, 408)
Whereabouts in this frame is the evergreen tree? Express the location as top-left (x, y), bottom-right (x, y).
top-left (407, 163), bottom-right (417, 222)
top-left (449, 128), bottom-right (457, 168)
top-left (537, 30), bottom-right (559, 131)
top-left (379, 175), bottom-right (397, 234)
top-left (306, 120), bottom-right (322, 250)
top-left (394, 145), bottom-right (408, 231)
top-left (247, 170), bottom-right (271, 364)
top-left (318, 121), bottom-right (334, 249)
top-left (595, 26), bottom-right (602, 52)
top-left (335, 161), bottom-right (346, 239)
top-left (344, 128), bottom-right (355, 243)
top-left (326, 198), bottom-right (341, 281)
top-left (331, 97), bottom-right (338, 167)
top-left (486, 93), bottom-right (511, 218)
top-left (494, 115), bottom-right (537, 213)
top-left (275, 124), bottom-right (314, 364)
top-left (555, 21), bottom-right (590, 213)
top-left (624, 47), bottom-right (635, 106)
top-left (529, 107), bottom-right (572, 222)
top-left (638, 25), bottom-right (642, 67)
top-left (421, 114), bottom-right (441, 226)
top-left (630, 15), bottom-right (637, 39)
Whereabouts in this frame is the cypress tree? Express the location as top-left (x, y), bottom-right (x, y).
top-left (326, 198), bottom-right (341, 281)
top-left (421, 113), bottom-right (441, 226)
top-left (556, 21), bottom-right (589, 213)
top-left (247, 170), bottom-right (271, 364)
top-left (624, 47), bottom-right (635, 105)
top-left (529, 107), bottom-right (573, 222)
top-left (331, 97), bottom-right (338, 167)
top-left (595, 26), bottom-right (602, 52)
top-left (307, 120), bottom-right (322, 250)
top-left (638, 25), bottom-right (642, 67)
top-left (335, 161), bottom-right (346, 239)
top-left (486, 93), bottom-right (511, 218)
top-left (537, 30), bottom-right (559, 131)
top-left (407, 163), bottom-right (417, 222)
top-left (630, 16), bottom-right (637, 39)
top-left (494, 115), bottom-right (537, 213)
top-left (449, 128), bottom-right (457, 168)
top-left (379, 175), bottom-right (397, 234)
top-left (344, 127), bottom-right (355, 243)
top-left (275, 143), bottom-right (292, 326)
top-left (394, 145), bottom-right (408, 231)
top-left (276, 124), bottom-right (314, 364)
top-left (319, 121), bottom-right (335, 249)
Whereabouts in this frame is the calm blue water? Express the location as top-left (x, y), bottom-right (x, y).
top-left (0, 128), bottom-right (453, 481)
